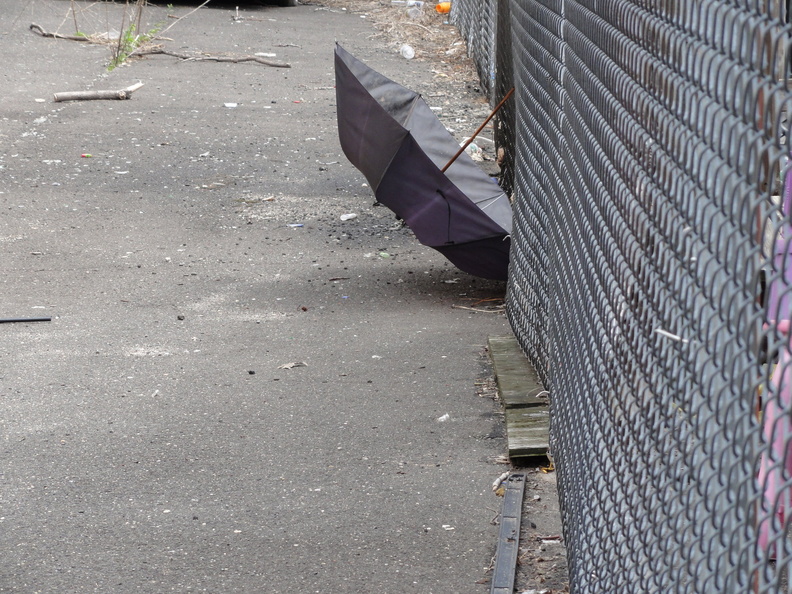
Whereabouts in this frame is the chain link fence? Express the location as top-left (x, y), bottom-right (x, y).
top-left (453, 0), bottom-right (792, 591)
top-left (450, 0), bottom-right (518, 195)
top-left (449, 0), bottom-right (497, 100)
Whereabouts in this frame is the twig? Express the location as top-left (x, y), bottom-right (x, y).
top-left (451, 305), bottom-right (506, 313)
top-left (29, 23), bottom-right (90, 41)
top-left (397, 21), bottom-right (433, 34)
top-left (139, 48), bottom-right (291, 68)
top-left (53, 82), bottom-right (144, 102)
top-left (471, 297), bottom-right (505, 306)
top-left (70, 0), bottom-right (79, 34)
top-left (490, 508), bottom-right (501, 525)
top-left (485, 555), bottom-right (496, 572)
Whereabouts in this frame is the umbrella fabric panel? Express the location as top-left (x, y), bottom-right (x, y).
top-left (402, 96), bottom-right (513, 234)
top-left (335, 44), bottom-right (420, 127)
top-left (375, 134), bottom-right (508, 246)
top-left (434, 236), bottom-right (511, 280)
top-left (335, 48), bottom-right (413, 192)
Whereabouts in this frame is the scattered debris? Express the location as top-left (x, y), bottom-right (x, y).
top-left (437, 413), bottom-right (450, 422)
top-left (340, 213), bottom-right (358, 221)
top-left (278, 361), bottom-right (307, 369)
top-left (465, 142), bottom-right (484, 161)
top-left (30, 2), bottom-right (290, 70)
top-left (492, 471), bottom-right (510, 493)
top-left (654, 327), bottom-right (689, 344)
top-left (400, 43), bottom-right (415, 59)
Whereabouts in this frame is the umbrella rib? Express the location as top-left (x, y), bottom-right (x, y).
top-left (437, 189), bottom-right (453, 244)
top-left (405, 93), bottom-right (421, 125)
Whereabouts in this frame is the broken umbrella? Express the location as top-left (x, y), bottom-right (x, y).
top-left (334, 44), bottom-right (512, 280)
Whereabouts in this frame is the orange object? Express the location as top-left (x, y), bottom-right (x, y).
top-left (435, 2), bottom-right (450, 13)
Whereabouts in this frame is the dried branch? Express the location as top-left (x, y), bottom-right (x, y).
top-left (396, 21), bottom-right (434, 34)
top-left (139, 47), bottom-right (291, 68)
top-left (29, 23), bottom-right (90, 41)
top-left (451, 305), bottom-right (506, 313)
top-left (53, 82), bottom-right (144, 102)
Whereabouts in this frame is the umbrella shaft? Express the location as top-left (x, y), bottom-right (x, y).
top-left (441, 87), bottom-right (515, 173)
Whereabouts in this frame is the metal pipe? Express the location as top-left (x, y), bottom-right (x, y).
top-left (0, 317), bottom-right (52, 324)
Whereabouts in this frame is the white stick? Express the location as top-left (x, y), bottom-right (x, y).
top-left (53, 82), bottom-right (144, 102)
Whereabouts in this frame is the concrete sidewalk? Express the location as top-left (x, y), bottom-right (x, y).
top-left (1, 2), bottom-right (515, 592)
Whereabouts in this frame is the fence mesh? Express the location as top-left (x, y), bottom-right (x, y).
top-left (450, 0), bottom-right (519, 195)
top-left (453, 0), bottom-right (792, 591)
top-left (450, 0), bottom-right (497, 100)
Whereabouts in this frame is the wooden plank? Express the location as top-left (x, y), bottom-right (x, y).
top-left (488, 335), bottom-right (546, 408)
top-left (489, 335), bottom-right (550, 460)
top-left (505, 407), bottom-right (550, 459)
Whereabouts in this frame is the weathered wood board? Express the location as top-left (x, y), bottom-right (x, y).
top-left (489, 335), bottom-right (549, 461)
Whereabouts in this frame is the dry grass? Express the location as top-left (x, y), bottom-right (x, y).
top-left (322, 0), bottom-right (479, 74)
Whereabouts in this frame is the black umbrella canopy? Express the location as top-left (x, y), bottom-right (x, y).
top-left (334, 44), bottom-right (512, 280)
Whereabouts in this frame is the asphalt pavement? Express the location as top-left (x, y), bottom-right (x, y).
top-left (1, 2), bottom-right (512, 592)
